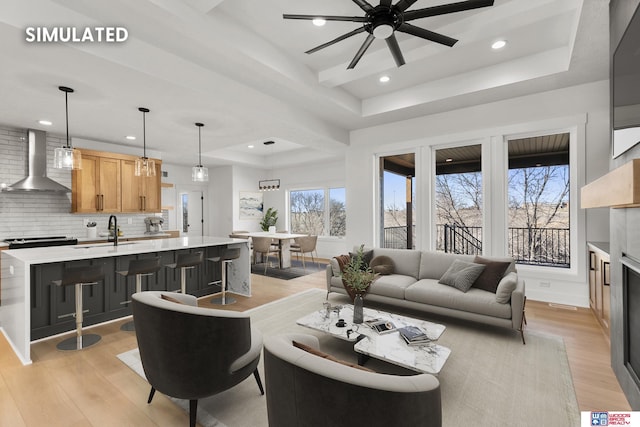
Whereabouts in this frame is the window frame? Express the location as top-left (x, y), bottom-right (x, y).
top-left (287, 186), bottom-right (346, 238)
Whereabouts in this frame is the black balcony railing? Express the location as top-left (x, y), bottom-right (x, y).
top-left (383, 224), bottom-right (570, 267)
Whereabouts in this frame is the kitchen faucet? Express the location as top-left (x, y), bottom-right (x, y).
top-left (108, 215), bottom-right (118, 246)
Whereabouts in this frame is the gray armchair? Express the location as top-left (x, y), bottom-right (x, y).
top-left (264, 333), bottom-right (442, 427)
top-left (131, 291), bottom-right (264, 427)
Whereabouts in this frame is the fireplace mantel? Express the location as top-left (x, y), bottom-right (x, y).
top-left (581, 159), bottom-right (640, 208)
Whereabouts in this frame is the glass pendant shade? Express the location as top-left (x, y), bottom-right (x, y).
top-left (192, 165), bottom-right (209, 182)
top-left (54, 86), bottom-right (81, 170)
top-left (135, 157), bottom-right (156, 177)
top-left (135, 107), bottom-right (155, 177)
top-left (192, 122), bottom-right (209, 182)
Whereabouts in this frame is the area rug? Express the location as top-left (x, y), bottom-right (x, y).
top-left (250, 258), bottom-right (326, 280)
top-left (118, 289), bottom-right (580, 427)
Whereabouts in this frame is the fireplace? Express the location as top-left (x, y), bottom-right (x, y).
top-left (622, 256), bottom-right (640, 392)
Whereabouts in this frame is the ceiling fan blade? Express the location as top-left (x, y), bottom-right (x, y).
top-left (395, 0), bottom-right (418, 12)
top-left (386, 34), bottom-right (406, 67)
top-left (398, 23), bottom-right (457, 47)
top-left (352, 0), bottom-right (374, 12)
top-left (348, 33), bottom-right (375, 69)
top-left (283, 14), bottom-right (367, 23)
top-left (306, 27), bottom-right (366, 54)
top-left (403, 0), bottom-right (494, 21)
top-left (380, 0), bottom-right (393, 7)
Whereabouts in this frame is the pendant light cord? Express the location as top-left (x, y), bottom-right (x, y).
top-left (198, 125), bottom-right (202, 166)
top-left (64, 90), bottom-right (70, 149)
top-left (142, 110), bottom-right (147, 158)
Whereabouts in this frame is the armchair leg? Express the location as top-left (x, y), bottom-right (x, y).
top-left (519, 296), bottom-right (527, 345)
top-left (253, 368), bottom-right (265, 395)
top-left (189, 399), bottom-right (198, 427)
top-left (147, 387), bottom-right (156, 404)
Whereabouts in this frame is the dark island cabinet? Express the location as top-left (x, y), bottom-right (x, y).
top-left (29, 246), bottom-right (232, 340)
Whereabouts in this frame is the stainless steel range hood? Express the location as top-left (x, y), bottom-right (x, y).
top-left (2, 129), bottom-right (71, 193)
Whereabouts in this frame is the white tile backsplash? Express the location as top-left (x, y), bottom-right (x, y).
top-left (0, 125), bottom-right (154, 240)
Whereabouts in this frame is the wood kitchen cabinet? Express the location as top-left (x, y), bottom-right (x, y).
top-left (588, 242), bottom-right (610, 338)
top-left (121, 159), bottom-right (162, 212)
top-left (71, 148), bottom-right (161, 213)
top-left (71, 153), bottom-right (121, 213)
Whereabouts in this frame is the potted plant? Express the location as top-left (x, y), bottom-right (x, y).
top-left (260, 207), bottom-right (278, 232)
top-left (341, 245), bottom-right (377, 324)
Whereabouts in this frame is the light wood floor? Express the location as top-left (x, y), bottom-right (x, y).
top-left (0, 267), bottom-right (631, 426)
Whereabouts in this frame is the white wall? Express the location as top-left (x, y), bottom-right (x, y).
top-left (348, 80), bottom-right (611, 307)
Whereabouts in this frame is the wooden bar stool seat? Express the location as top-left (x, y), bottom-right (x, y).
top-left (117, 257), bottom-right (161, 331)
top-left (54, 264), bottom-right (105, 351)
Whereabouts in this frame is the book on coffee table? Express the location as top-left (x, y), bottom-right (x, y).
top-left (398, 325), bottom-right (432, 346)
top-left (365, 318), bottom-right (397, 334)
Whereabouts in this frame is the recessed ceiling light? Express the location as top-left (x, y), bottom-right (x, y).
top-left (248, 145), bottom-right (254, 149)
top-left (38, 120), bottom-right (52, 126)
top-left (125, 135), bottom-right (136, 140)
top-left (491, 40), bottom-right (507, 50)
top-left (445, 158), bottom-right (453, 162)
top-left (312, 18), bottom-right (326, 27)
top-left (379, 75), bottom-right (390, 83)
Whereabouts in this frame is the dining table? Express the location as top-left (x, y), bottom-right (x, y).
top-left (234, 231), bottom-right (307, 269)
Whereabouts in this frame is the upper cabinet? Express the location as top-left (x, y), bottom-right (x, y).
top-left (71, 149), bottom-right (161, 214)
top-left (121, 160), bottom-right (162, 213)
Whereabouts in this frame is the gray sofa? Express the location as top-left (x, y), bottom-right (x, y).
top-left (264, 333), bottom-right (442, 427)
top-left (327, 248), bottom-right (526, 342)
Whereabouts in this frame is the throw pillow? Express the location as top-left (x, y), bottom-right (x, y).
top-left (495, 272), bottom-right (518, 303)
top-left (161, 293), bottom-right (184, 304)
top-left (369, 255), bottom-right (395, 275)
top-left (349, 249), bottom-right (374, 271)
top-left (472, 256), bottom-right (512, 293)
top-left (292, 340), bottom-right (374, 372)
top-left (438, 259), bottom-right (486, 293)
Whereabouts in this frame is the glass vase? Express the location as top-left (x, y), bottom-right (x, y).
top-left (353, 293), bottom-right (364, 324)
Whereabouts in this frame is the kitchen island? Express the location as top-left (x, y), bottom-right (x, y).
top-left (0, 236), bottom-right (250, 364)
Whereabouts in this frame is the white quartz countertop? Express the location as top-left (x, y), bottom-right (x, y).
top-left (2, 236), bottom-right (248, 264)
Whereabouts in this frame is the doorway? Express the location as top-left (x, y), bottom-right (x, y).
top-left (180, 190), bottom-right (204, 237)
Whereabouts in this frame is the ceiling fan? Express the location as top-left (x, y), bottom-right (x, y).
top-left (284, 0), bottom-right (494, 69)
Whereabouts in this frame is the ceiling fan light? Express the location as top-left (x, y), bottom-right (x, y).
top-left (312, 18), bottom-right (326, 26)
top-left (373, 24), bottom-right (393, 39)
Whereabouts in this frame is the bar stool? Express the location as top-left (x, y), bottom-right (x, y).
top-left (208, 247), bottom-right (241, 305)
top-left (54, 264), bottom-right (105, 351)
top-left (166, 252), bottom-right (204, 294)
top-left (117, 257), bottom-right (162, 331)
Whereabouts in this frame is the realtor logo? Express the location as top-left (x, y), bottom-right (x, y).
top-left (591, 412), bottom-right (608, 426)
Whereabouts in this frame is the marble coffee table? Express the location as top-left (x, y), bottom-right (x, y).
top-left (296, 304), bottom-right (451, 375)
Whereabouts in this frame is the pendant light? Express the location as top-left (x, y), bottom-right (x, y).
top-left (258, 140), bottom-right (280, 191)
top-left (192, 122), bottom-right (209, 182)
top-left (53, 86), bottom-right (82, 170)
top-left (134, 107), bottom-right (156, 177)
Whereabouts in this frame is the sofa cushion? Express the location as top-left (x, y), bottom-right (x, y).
top-left (368, 274), bottom-right (417, 299)
top-left (349, 249), bottom-right (374, 270)
top-left (405, 279), bottom-right (512, 319)
top-left (419, 251), bottom-right (474, 280)
top-left (495, 272), bottom-right (518, 303)
top-left (370, 248), bottom-right (422, 279)
top-left (370, 255), bottom-right (395, 275)
top-left (438, 260), bottom-right (486, 292)
top-left (472, 256), bottom-right (512, 293)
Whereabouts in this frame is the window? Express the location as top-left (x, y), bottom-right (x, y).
top-left (290, 187), bottom-right (345, 237)
top-left (434, 144), bottom-right (482, 255)
top-left (507, 133), bottom-right (570, 268)
top-left (380, 153), bottom-right (416, 249)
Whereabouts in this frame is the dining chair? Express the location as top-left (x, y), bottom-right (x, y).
top-left (252, 236), bottom-right (280, 274)
top-left (290, 235), bottom-right (318, 271)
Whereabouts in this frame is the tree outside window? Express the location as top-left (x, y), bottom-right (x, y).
top-left (290, 188), bottom-right (345, 237)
